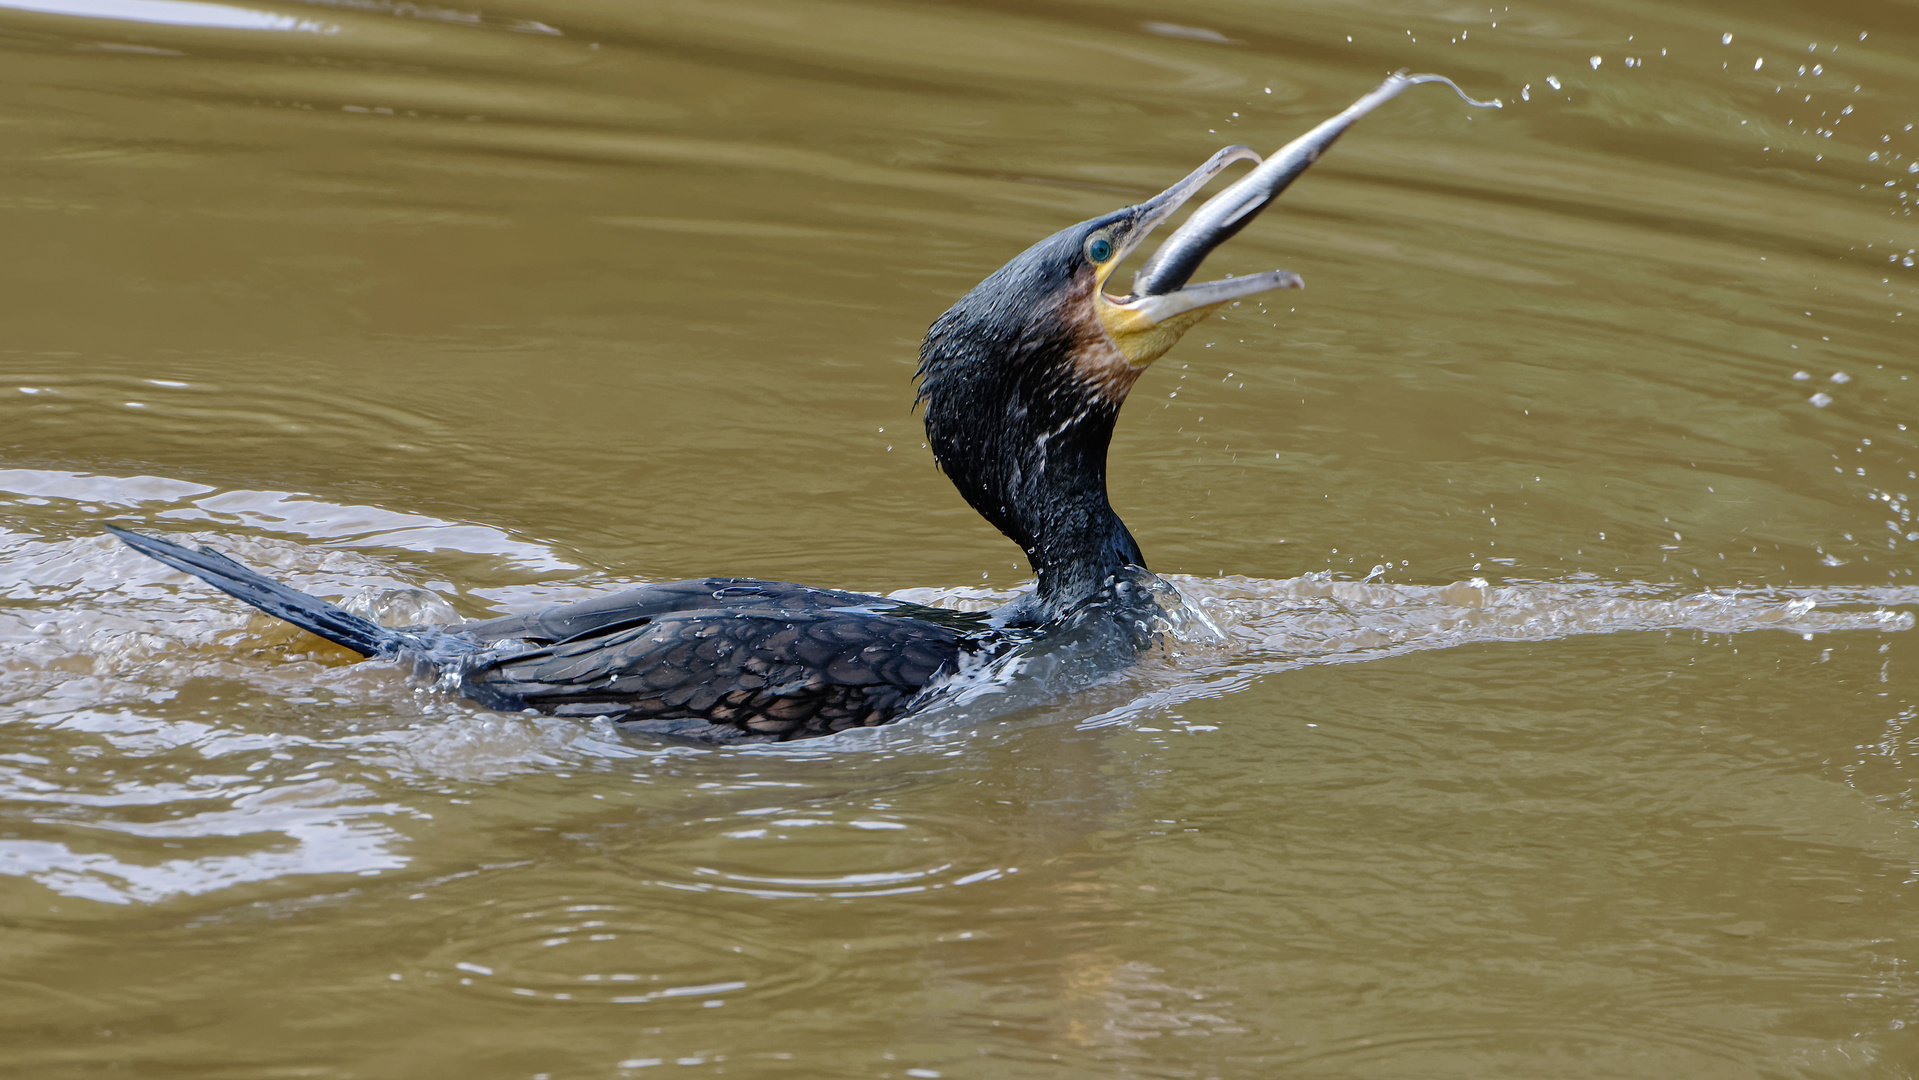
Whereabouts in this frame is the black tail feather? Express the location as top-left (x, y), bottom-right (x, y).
top-left (106, 526), bottom-right (402, 658)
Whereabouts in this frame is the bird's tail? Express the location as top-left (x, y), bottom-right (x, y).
top-left (106, 525), bottom-right (405, 658)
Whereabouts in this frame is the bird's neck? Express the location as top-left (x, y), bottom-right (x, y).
top-left (919, 345), bottom-right (1147, 623)
top-left (1027, 496), bottom-right (1147, 619)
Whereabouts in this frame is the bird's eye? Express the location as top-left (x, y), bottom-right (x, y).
top-left (1087, 237), bottom-right (1113, 263)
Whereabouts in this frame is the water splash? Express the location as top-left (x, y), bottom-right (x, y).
top-left (888, 571), bottom-right (1910, 736)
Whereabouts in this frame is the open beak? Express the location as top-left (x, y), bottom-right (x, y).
top-left (1093, 145), bottom-right (1304, 363)
top-left (1094, 71), bottom-right (1499, 365)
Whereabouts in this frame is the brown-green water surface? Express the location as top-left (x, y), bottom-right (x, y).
top-left (4, 0), bottom-right (1919, 1075)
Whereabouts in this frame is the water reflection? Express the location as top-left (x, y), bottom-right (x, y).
top-left (0, 768), bottom-right (409, 904)
top-left (0, 0), bottom-right (335, 33)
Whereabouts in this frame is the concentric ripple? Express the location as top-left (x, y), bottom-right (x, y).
top-left (421, 895), bottom-right (817, 1008)
top-left (635, 807), bottom-right (1009, 901)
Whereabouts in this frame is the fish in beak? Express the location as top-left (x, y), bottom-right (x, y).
top-left (1093, 71), bottom-right (1500, 365)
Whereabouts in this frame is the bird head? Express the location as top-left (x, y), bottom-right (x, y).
top-left (918, 146), bottom-right (1302, 418)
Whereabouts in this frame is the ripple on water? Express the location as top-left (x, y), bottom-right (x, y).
top-left (642, 807), bottom-right (1011, 901)
top-left (0, 765), bottom-right (413, 904)
top-left (421, 895), bottom-right (815, 1008)
top-left (365, 713), bottom-right (649, 779)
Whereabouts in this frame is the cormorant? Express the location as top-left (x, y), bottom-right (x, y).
top-left (108, 74), bottom-right (1493, 743)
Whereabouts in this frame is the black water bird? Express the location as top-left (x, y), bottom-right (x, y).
top-left (108, 74), bottom-right (1492, 743)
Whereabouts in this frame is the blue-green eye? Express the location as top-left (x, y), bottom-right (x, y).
top-left (1087, 237), bottom-right (1113, 262)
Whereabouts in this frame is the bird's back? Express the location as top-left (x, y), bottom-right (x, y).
top-left (450, 578), bottom-right (995, 741)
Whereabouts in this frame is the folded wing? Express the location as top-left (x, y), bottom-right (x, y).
top-left (461, 606), bottom-right (967, 741)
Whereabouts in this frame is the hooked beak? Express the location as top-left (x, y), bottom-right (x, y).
top-left (1094, 71), bottom-right (1500, 366)
top-left (1092, 146), bottom-right (1303, 366)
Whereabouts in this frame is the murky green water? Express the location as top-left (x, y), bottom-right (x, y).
top-left (4, 0), bottom-right (1919, 1075)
